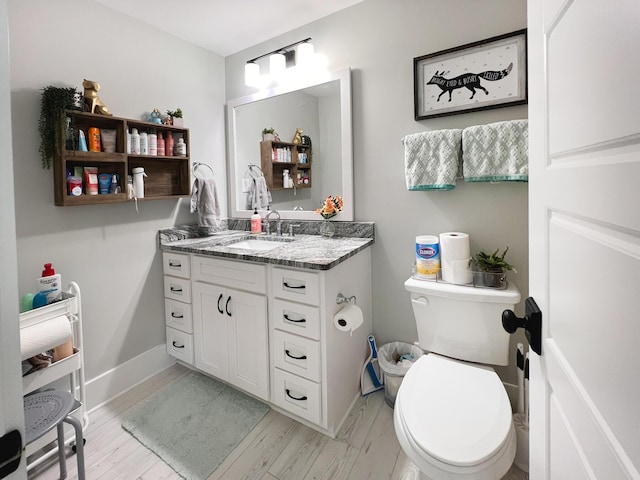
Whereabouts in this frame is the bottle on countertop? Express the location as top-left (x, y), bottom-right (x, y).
top-left (251, 208), bottom-right (262, 233)
top-left (37, 263), bottom-right (62, 304)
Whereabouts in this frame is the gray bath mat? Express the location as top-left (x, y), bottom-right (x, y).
top-left (122, 371), bottom-right (269, 480)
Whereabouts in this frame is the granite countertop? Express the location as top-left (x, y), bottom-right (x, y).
top-left (159, 223), bottom-right (374, 271)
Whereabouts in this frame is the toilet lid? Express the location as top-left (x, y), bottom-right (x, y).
top-left (397, 354), bottom-right (513, 467)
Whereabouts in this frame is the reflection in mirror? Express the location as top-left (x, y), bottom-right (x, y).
top-left (227, 68), bottom-right (353, 220)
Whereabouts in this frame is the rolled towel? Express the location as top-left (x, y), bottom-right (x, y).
top-left (462, 119), bottom-right (528, 182)
top-left (403, 129), bottom-right (462, 191)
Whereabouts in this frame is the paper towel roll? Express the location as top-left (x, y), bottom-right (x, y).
top-left (333, 304), bottom-right (363, 335)
top-left (439, 232), bottom-right (472, 284)
top-left (20, 314), bottom-right (72, 361)
top-left (513, 413), bottom-right (529, 472)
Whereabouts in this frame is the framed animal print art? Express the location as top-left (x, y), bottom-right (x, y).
top-left (414, 30), bottom-right (527, 120)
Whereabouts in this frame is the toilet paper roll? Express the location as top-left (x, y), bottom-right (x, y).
top-left (333, 304), bottom-right (364, 335)
top-left (441, 258), bottom-right (473, 285)
top-left (439, 232), bottom-right (472, 284)
top-left (513, 413), bottom-right (529, 472)
top-left (20, 314), bottom-right (72, 361)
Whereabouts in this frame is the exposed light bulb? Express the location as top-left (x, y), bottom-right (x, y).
top-left (269, 53), bottom-right (286, 80)
top-left (245, 62), bottom-right (260, 87)
top-left (297, 42), bottom-right (315, 68)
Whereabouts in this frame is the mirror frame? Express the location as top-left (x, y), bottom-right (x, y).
top-left (226, 67), bottom-right (353, 221)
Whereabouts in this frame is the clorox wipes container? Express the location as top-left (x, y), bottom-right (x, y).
top-left (415, 235), bottom-right (440, 279)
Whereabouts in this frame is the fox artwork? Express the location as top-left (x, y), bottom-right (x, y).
top-left (427, 62), bottom-right (513, 102)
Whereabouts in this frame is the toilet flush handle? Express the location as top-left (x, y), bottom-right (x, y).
top-left (411, 296), bottom-right (428, 308)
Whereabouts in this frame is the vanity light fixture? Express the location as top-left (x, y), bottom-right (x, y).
top-left (244, 38), bottom-right (316, 88)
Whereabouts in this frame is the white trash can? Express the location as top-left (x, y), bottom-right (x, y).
top-left (378, 342), bottom-right (424, 407)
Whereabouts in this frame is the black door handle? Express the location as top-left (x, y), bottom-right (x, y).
top-left (217, 293), bottom-right (224, 314)
top-left (172, 341), bottom-right (185, 349)
top-left (171, 312), bottom-right (184, 319)
top-left (170, 286), bottom-right (182, 293)
top-left (226, 296), bottom-right (232, 316)
top-left (283, 282), bottom-right (305, 290)
top-left (502, 297), bottom-right (542, 355)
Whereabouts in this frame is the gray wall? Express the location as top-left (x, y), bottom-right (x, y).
top-left (8, 0), bottom-right (226, 381)
top-left (225, 0), bottom-right (529, 383)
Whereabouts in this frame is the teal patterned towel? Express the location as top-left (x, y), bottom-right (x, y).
top-left (404, 129), bottom-right (462, 191)
top-left (462, 120), bottom-right (528, 182)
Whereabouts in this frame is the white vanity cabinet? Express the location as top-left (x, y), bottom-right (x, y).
top-left (191, 256), bottom-right (269, 401)
top-left (163, 252), bottom-right (194, 364)
top-left (269, 249), bottom-right (372, 437)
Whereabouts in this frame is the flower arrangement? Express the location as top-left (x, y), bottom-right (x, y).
top-left (315, 195), bottom-right (344, 219)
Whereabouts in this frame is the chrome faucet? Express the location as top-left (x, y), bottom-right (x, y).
top-left (264, 209), bottom-right (281, 235)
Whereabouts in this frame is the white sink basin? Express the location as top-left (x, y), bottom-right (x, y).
top-left (228, 239), bottom-right (290, 251)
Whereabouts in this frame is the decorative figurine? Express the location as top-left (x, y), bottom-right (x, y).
top-left (82, 79), bottom-right (112, 116)
top-left (292, 128), bottom-right (303, 145)
top-left (149, 108), bottom-right (163, 124)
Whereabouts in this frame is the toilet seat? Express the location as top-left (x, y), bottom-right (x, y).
top-left (394, 354), bottom-right (516, 478)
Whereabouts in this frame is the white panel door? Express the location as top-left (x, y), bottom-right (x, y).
top-left (528, 1), bottom-right (640, 478)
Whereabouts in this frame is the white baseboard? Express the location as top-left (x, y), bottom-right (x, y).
top-left (85, 344), bottom-right (175, 412)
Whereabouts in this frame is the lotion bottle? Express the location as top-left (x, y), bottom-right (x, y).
top-left (130, 128), bottom-right (140, 154)
top-left (37, 263), bottom-right (62, 304)
top-left (251, 208), bottom-right (262, 233)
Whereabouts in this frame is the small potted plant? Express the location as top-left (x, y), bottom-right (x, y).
top-left (166, 108), bottom-right (183, 127)
top-left (39, 85), bottom-right (83, 169)
top-left (262, 127), bottom-right (276, 141)
top-left (472, 246), bottom-right (516, 288)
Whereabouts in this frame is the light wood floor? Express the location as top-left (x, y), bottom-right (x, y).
top-left (28, 363), bottom-right (528, 480)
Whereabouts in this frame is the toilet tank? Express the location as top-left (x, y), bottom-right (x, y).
top-left (404, 278), bottom-right (521, 366)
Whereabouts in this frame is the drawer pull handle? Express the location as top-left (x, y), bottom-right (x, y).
top-left (217, 294), bottom-right (224, 314)
top-left (285, 389), bottom-right (307, 401)
top-left (285, 349), bottom-right (307, 360)
top-left (171, 312), bottom-right (184, 319)
top-left (172, 341), bottom-right (185, 349)
top-left (168, 261), bottom-right (182, 268)
top-left (283, 282), bottom-right (305, 290)
top-left (170, 286), bottom-right (183, 293)
top-left (226, 296), bottom-right (232, 316)
top-left (283, 314), bottom-right (306, 324)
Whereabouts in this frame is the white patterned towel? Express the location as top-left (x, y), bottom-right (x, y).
top-left (403, 129), bottom-right (462, 191)
top-left (462, 120), bottom-right (528, 182)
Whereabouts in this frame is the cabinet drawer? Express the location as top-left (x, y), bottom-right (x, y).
top-left (163, 252), bottom-right (190, 278)
top-left (271, 268), bottom-right (320, 305)
top-left (274, 330), bottom-right (321, 382)
top-left (192, 255), bottom-right (266, 294)
top-left (273, 368), bottom-right (321, 425)
top-left (164, 298), bottom-right (192, 333)
top-left (166, 327), bottom-right (194, 364)
top-left (272, 299), bottom-right (320, 340)
top-left (164, 276), bottom-right (191, 303)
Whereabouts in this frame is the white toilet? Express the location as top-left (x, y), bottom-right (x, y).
top-left (394, 277), bottom-right (521, 480)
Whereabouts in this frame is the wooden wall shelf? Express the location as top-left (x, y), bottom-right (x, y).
top-left (53, 111), bottom-right (190, 206)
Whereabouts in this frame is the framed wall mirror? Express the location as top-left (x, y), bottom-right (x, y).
top-left (227, 68), bottom-right (353, 220)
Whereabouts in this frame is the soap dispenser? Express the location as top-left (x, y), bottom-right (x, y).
top-left (251, 208), bottom-right (262, 233)
top-left (37, 263), bottom-right (62, 304)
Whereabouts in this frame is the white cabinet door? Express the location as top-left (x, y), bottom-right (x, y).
top-left (227, 289), bottom-right (269, 400)
top-left (192, 282), bottom-right (229, 381)
top-left (192, 281), bottom-right (269, 400)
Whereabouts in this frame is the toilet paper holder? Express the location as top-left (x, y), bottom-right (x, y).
top-left (336, 293), bottom-right (357, 305)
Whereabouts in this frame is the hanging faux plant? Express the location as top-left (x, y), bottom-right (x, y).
top-left (38, 86), bottom-right (83, 169)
